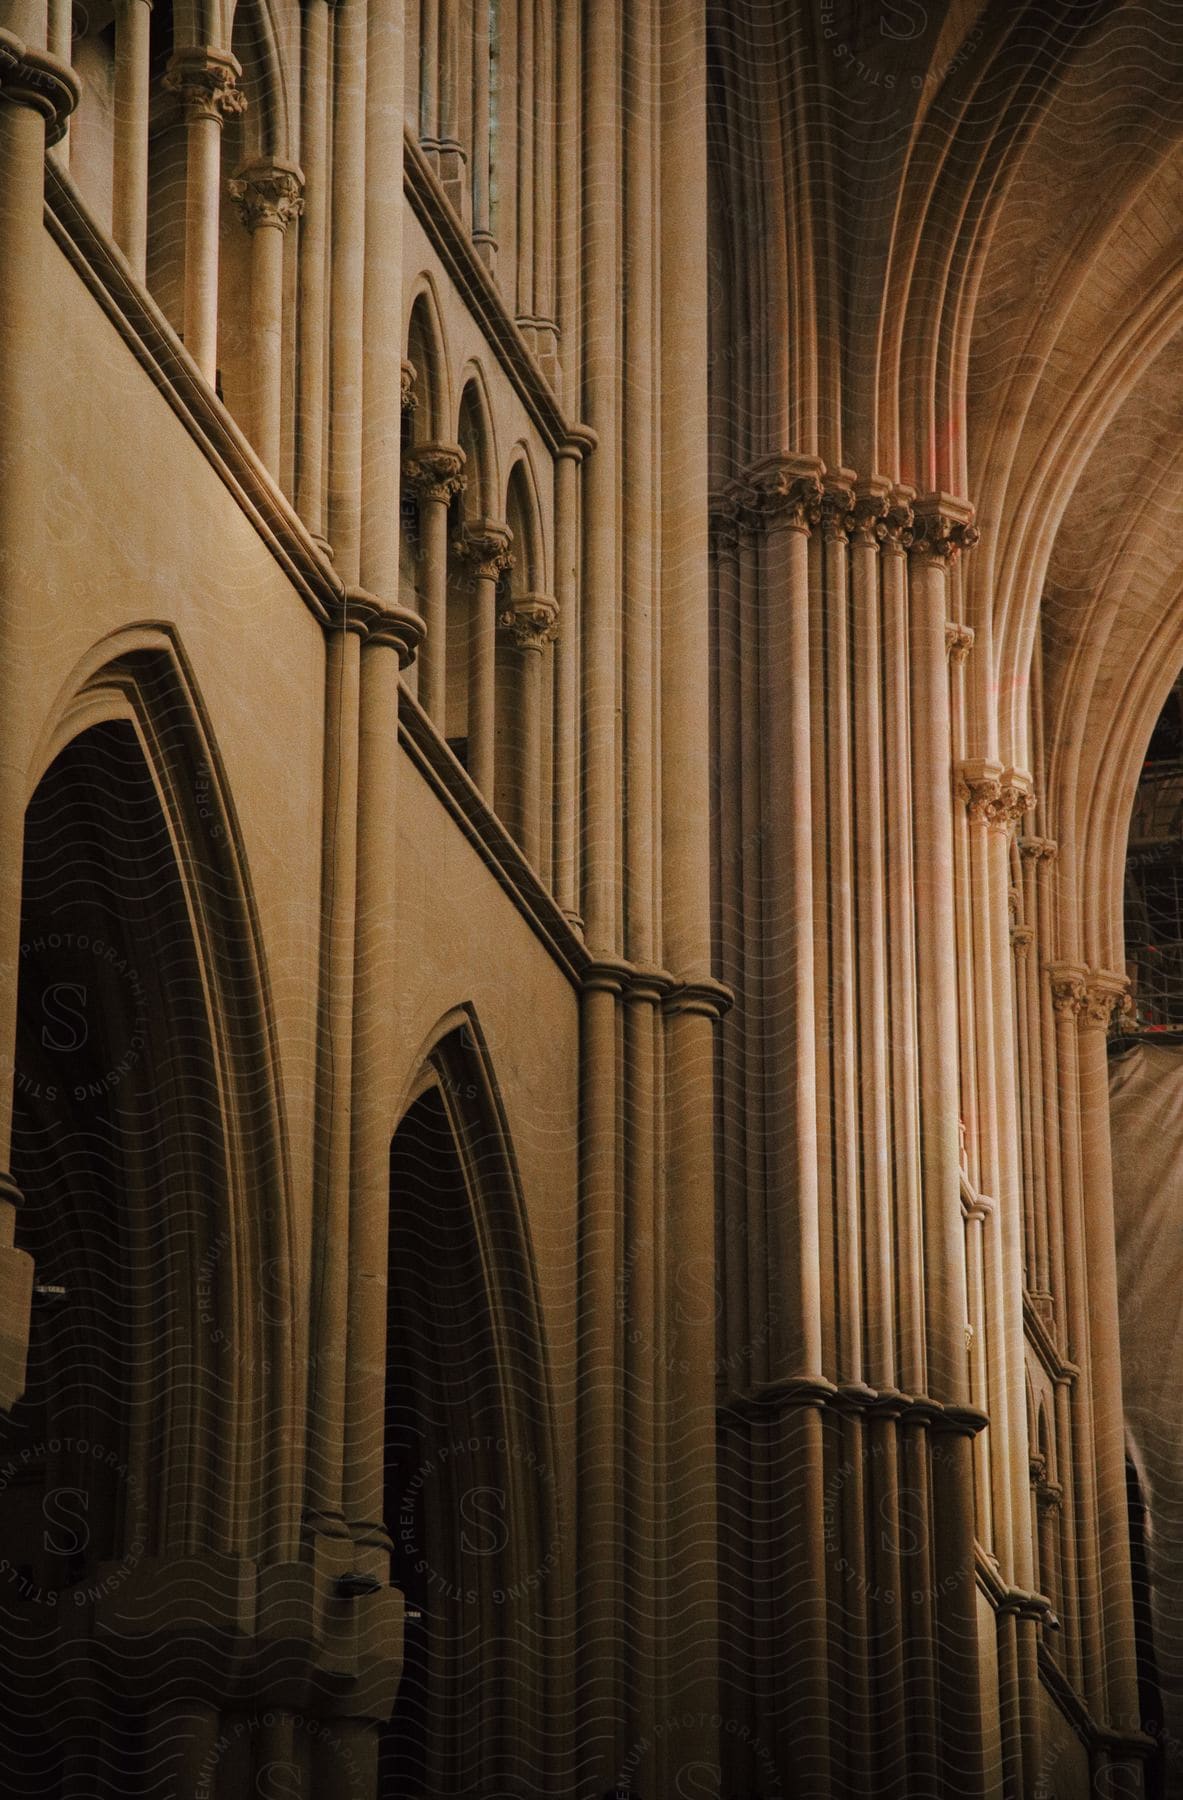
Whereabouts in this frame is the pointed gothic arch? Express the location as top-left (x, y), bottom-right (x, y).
top-left (0, 624), bottom-right (295, 1791)
top-left (380, 1009), bottom-right (559, 1798)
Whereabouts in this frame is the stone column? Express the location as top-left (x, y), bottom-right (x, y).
top-left (112, 0), bottom-right (152, 279)
top-left (454, 520), bottom-right (513, 799)
top-left (401, 445), bottom-right (465, 727)
top-left (1049, 964), bottom-right (1106, 1712)
top-left (328, 0), bottom-right (366, 583)
top-left (229, 158), bottom-right (304, 477)
top-left (1077, 972), bottom-right (1142, 1747)
top-left (296, 0), bottom-right (331, 545)
top-left (498, 594), bottom-right (557, 866)
top-left (907, 500), bottom-right (987, 1796)
top-left (553, 434), bottom-right (593, 921)
top-left (471, 0), bottom-right (493, 259)
top-left (0, 29), bottom-right (77, 1408)
top-left (164, 46), bottom-right (245, 385)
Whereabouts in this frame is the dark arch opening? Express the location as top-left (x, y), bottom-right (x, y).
top-left (379, 1070), bottom-right (555, 1798)
top-left (0, 719), bottom-right (222, 1797)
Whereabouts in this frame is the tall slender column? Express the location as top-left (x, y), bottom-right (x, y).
top-left (532, 0), bottom-right (557, 371)
top-left (882, 500), bottom-right (925, 1397)
top-left (328, 0), bottom-right (367, 584)
top-left (907, 501), bottom-right (987, 1795)
top-left (749, 459), bottom-right (823, 1384)
top-left (296, 0), bottom-right (331, 544)
top-left (435, 0), bottom-right (465, 208)
top-left (419, 0), bottom-right (440, 146)
top-left (554, 0), bottom-right (579, 403)
top-left (229, 159), bottom-right (304, 477)
top-left (851, 488), bottom-right (893, 1394)
top-left (499, 595), bottom-right (557, 865)
top-left (0, 29), bottom-right (77, 1410)
top-left (1050, 964), bottom-right (1106, 1712)
top-left (401, 445), bottom-right (466, 726)
top-left (306, 621), bottom-right (362, 1531)
top-left (455, 521), bottom-right (513, 798)
top-left (164, 46), bottom-right (244, 385)
top-left (112, 0), bottom-right (152, 278)
top-left (553, 436), bottom-right (591, 920)
top-left (471, 0), bottom-right (492, 256)
top-left (821, 483), bottom-right (862, 1388)
top-left (752, 467), bottom-right (832, 1793)
top-left (515, 0), bottom-right (535, 323)
top-left (1078, 973), bottom-right (1141, 1746)
top-left (361, 0), bottom-right (406, 600)
top-left (579, 0), bottom-right (619, 954)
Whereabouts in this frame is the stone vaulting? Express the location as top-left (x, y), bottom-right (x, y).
top-left (0, 0), bottom-right (1181, 1794)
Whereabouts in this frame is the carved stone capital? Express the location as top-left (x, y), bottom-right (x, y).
top-left (1048, 965), bottom-right (1088, 1021)
top-left (400, 360), bottom-right (418, 416)
top-left (165, 46), bottom-right (246, 123)
top-left (1080, 971), bottom-right (1131, 1034)
top-left (401, 443), bottom-right (466, 508)
top-left (820, 476), bottom-right (857, 542)
top-left (957, 759), bottom-right (1003, 823)
top-left (229, 157), bottom-right (305, 233)
top-left (0, 30), bottom-right (79, 142)
top-left (1020, 836), bottom-right (1058, 866)
top-left (742, 454), bottom-right (825, 534)
top-left (880, 492), bottom-right (916, 553)
top-left (850, 480), bottom-right (892, 546)
top-left (454, 520), bottom-right (514, 584)
top-left (946, 621), bottom-right (975, 663)
top-left (909, 495), bottom-right (979, 564)
top-left (1012, 925), bottom-right (1035, 958)
top-left (957, 761), bottom-right (1034, 830)
top-left (498, 593), bottom-right (558, 651)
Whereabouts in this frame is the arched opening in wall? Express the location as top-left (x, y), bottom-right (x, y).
top-left (0, 719), bottom-right (232, 1796)
top-left (1109, 671), bottom-right (1183, 1795)
top-left (379, 1031), bottom-right (557, 1798)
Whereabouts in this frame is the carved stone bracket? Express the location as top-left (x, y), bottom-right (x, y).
top-left (400, 360), bottom-right (418, 417)
top-left (0, 29), bottom-right (79, 142)
top-left (498, 592), bottom-right (558, 651)
top-left (401, 442), bottom-right (466, 509)
top-left (165, 46), bottom-right (247, 123)
top-left (946, 621), bottom-right (975, 663)
top-left (909, 494), bottom-right (980, 564)
top-left (454, 519), bottom-right (514, 584)
top-left (1012, 925), bottom-right (1035, 958)
top-left (229, 157), bottom-right (305, 234)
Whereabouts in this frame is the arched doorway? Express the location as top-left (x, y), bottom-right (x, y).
top-left (379, 1025), bottom-right (560, 1798)
top-left (0, 676), bottom-right (290, 1797)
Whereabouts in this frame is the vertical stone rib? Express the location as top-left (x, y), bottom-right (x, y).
top-left (112, 0), bottom-right (151, 278)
